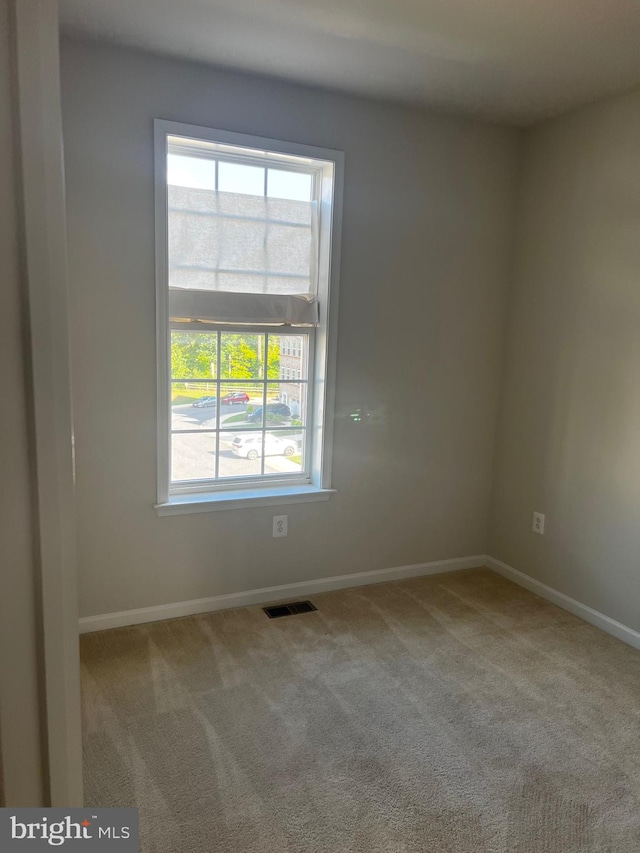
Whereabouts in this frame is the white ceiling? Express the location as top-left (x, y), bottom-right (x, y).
top-left (59, 0), bottom-right (640, 126)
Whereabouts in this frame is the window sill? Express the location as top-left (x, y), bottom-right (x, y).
top-left (155, 485), bottom-right (336, 516)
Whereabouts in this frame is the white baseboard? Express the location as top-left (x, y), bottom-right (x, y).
top-left (485, 556), bottom-right (640, 651)
top-left (80, 554), bottom-right (640, 649)
top-left (79, 555), bottom-right (485, 634)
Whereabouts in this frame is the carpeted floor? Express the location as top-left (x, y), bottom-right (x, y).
top-left (81, 568), bottom-right (640, 852)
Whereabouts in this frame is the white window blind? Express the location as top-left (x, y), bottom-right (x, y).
top-left (168, 289), bottom-right (319, 326)
top-left (167, 142), bottom-right (321, 326)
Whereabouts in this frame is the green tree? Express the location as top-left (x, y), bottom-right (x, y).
top-left (171, 331), bottom-right (281, 381)
top-left (171, 332), bottom-right (217, 378)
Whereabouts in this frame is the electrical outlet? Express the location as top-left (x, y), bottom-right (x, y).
top-left (273, 515), bottom-right (288, 538)
top-left (532, 512), bottom-right (545, 535)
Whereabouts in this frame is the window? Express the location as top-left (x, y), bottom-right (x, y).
top-left (154, 121), bottom-right (343, 512)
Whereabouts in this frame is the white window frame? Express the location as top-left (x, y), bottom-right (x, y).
top-left (153, 120), bottom-right (343, 514)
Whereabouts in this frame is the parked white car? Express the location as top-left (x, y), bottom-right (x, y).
top-left (231, 433), bottom-right (297, 460)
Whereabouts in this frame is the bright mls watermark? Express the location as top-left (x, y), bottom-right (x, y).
top-left (0, 809), bottom-right (138, 850)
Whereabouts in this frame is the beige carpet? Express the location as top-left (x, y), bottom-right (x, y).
top-left (81, 568), bottom-right (640, 852)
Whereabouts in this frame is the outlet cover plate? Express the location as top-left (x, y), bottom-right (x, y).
top-left (532, 511), bottom-right (545, 535)
top-left (273, 515), bottom-right (288, 537)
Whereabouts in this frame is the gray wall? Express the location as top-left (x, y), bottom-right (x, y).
top-left (490, 88), bottom-right (640, 632)
top-left (60, 38), bottom-right (520, 619)
top-left (0, 0), bottom-right (46, 806)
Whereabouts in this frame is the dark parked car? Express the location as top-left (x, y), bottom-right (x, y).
top-left (192, 396), bottom-right (217, 408)
top-left (221, 391), bottom-right (250, 405)
top-left (246, 402), bottom-right (291, 423)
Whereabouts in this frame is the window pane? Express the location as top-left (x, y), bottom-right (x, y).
top-left (217, 218), bottom-right (270, 272)
top-left (269, 333), bottom-right (308, 380)
top-left (218, 431), bottom-right (262, 478)
top-left (172, 394), bottom-right (218, 431)
top-left (171, 381), bottom-right (218, 410)
top-left (266, 224), bottom-right (312, 279)
top-left (167, 154), bottom-right (217, 191)
top-left (171, 433), bottom-right (217, 482)
top-left (265, 382), bottom-right (307, 424)
top-left (219, 430), bottom-right (304, 477)
top-left (219, 381), bottom-right (264, 431)
top-left (171, 331), bottom-right (217, 380)
top-left (264, 430), bottom-right (304, 475)
top-left (219, 381), bottom-right (259, 407)
top-left (219, 333), bottom-right (264, 380)
top-left (267, 169), bottom-right (312, 202)
top-left (241, 393), bottom-right (292, 428)
top-left (264, 430), bottom-right (304, 474)
top-left (218, 161), bottom-right (264, 196)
